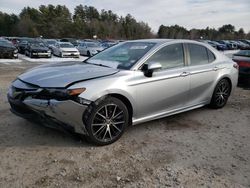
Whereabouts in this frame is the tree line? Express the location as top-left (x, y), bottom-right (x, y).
top-left (0, 4), bottom-right (152, 39)
top-left (0, 4), bottom-right (249, 40)
top-left (158, 24), bottom-right (250, 40)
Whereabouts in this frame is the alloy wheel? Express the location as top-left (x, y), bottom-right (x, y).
top-left (214, 80), bottom-right (230, 106)
top-left (91, 104), bottom-right (125, 142)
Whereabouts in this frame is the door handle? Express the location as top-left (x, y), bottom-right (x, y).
top-left (180, 72), bottom-right (190, 77)
top-left (213, 66), bottom-right (219, 71)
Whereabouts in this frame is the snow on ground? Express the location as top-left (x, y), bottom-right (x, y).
top-left (0, 54), bottom-right (88, 65)
top-left (0, 58), bottom-right (22, 65)
top-left (18, 54), bottom-right (88, 63)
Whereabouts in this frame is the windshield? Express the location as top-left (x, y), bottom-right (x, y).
top-left (86, 42), bottom-right (99, 47)
top-left (87, 42), bottom-right (156, 70)
top-left (30, 43), bottom-right (45, 47)
top-left (0, 41), bottom-right (13, 47)
top-left (60, 43), bottom-right (74, 48)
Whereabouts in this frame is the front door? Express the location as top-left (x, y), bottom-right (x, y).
top-left (133, 43), bottom-right (190, 121)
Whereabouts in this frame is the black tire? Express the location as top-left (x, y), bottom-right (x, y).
top-left (87, 51), bottom-right (91, 57)
top-left (83, 97), bottom-right (129, 145)
top-left (29, 52), bottom-right (33, 58)
top-left (210, 79), bottom-right (231, 109)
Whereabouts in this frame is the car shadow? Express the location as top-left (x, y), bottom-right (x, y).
top-left (0, 106), bottom-right (208, 148)
top-left (237, 78), bottom-right (250, 90)
top-left (0, 112), bottom-right (93, 148)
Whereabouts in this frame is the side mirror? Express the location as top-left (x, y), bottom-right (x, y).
top-left (148, 62), bottom-right (162, 71)
top-left (142, 62), bottom-right (162, 77)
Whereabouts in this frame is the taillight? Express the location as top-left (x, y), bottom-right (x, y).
top-left (237, 61), bottom-right (250, 68)
top-left (233, 59), bottom-right (250, 68)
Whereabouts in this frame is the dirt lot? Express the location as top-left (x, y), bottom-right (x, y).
top-left (0, 61), bottom-right (249, 188)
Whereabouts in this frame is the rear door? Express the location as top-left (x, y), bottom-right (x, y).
top-left (185, 43), bottom-right (219, 106)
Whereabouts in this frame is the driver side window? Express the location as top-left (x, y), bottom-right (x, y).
top-left (145, 43), bottom-right (185, 70)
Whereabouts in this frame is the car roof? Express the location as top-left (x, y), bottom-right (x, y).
top-left (127, 39), bottom-right (209, 48)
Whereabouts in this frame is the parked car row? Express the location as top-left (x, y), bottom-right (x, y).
top-left (1, 36), bottom-right (250, 59)
top-left (201, 39), bottom-right (250, 51)
top-left (0, 36), bottom-right (120, 59)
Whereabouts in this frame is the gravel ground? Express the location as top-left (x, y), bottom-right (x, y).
top-left (0, 61), bottom-right (249, 188)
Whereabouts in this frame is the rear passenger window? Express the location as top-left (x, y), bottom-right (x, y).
top-left (207, 49), bottom-right (215, 62)
top-left (188, 44), bottom-right (208, 65)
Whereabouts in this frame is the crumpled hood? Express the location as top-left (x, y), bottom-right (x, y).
top-left (18, 61), bottom-right (119, 88)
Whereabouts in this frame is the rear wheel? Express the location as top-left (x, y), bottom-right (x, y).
top-left (84, 97), bottom-right (129, 145)
top-left (210, 79), bottom-right (231, 109)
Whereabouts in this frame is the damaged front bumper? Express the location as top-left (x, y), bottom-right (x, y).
top-left (8, 94), bottom-right (90, 135)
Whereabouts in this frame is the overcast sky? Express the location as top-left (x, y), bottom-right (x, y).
top-left (1, 0), bottom-right (250, 33)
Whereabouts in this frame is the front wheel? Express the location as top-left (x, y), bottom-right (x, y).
top-left (84, 97), bottom-right (129, 145)
top-left (210, 79), bottom-right (231, 109)
top-left (87, 51), bottom-right (91, 57)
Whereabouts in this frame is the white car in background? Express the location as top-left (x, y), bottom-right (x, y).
top-left (77, 42), bottom-right (104, 56)
top-left (52, 42), bottom-right (80, 58)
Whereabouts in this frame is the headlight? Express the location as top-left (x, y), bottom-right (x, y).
top-left (67, 88), bottom-right (86, 96)
top-left (37, 88), bottom-right (86, 100)
top-left (14, 49), bottom-right (18, 53)
top-left (47, 50), bottom-right (51, 53)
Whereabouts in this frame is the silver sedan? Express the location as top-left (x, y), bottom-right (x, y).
top-left (77, 42), bottom-right (104, 56)
top-left (8, 39), bottom-right (238, 145)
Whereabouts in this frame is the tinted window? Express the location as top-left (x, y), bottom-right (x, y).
top-left (188, 44), bottom-right (209, 65)
top-left (145, 43), bottom-right (184, 70)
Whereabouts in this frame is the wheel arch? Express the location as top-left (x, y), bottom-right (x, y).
top-left (108, 93), bottom-right (133, 126)
top-left (216, 75), bottom-right (232, 93)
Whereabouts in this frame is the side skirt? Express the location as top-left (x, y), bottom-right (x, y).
top-left (132, 102), bottom-right (208, 125)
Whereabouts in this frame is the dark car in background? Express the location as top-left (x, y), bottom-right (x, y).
top-left (233, 41), bottom-right (250, 50)
top-left (44, 39), bottom-right (58, 50)
top-left (0, 38), bottom-right (18, 58)
top-left (209, 41), bottom-right (228, 51)
top-left (17, 37), bottom-right (35, 54)
top-left (60, 38), bottom-right (79, 46)
top-left (217, 40), bottom-right (237, 50)
top-left (239, 39), bottom-right (250, 46)
top-left (25, 41), bottom-right (51, 58)
top-left (232, 50), bottom-right (250, 82)
top-left (101, 41), bottom-right (118, 49)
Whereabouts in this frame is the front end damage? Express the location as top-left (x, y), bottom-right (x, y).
top-left (7, 79), bottom-right (90, 135)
